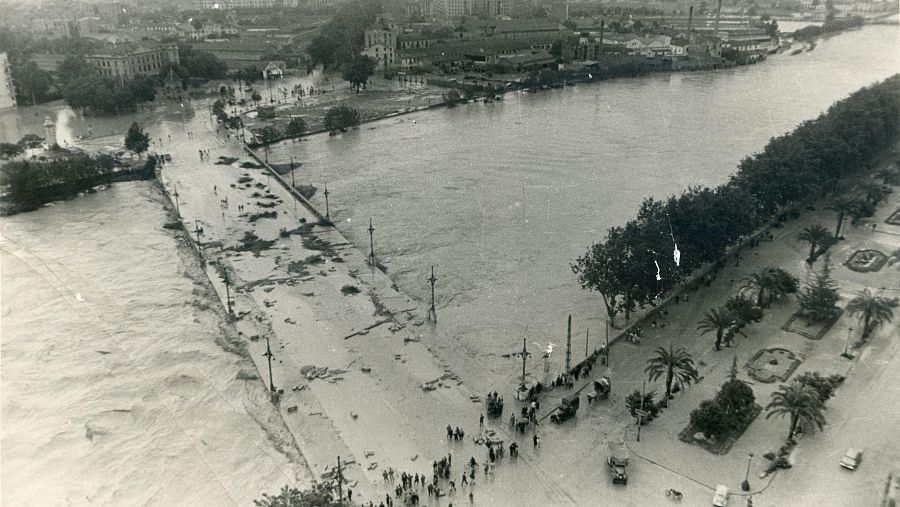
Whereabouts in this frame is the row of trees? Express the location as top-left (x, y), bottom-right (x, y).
top-left (572, 75), bottom-right (900, 329)
top-left (1, 152), bottom-right (117, 210)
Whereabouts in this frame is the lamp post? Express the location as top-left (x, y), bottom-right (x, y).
top-left (263, 335), bottom-right (276, 396)
top-left (742, 452), bottom-right (754, 491)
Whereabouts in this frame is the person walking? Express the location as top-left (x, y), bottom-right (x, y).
top-left (479, 414), bottom-right (484, 427)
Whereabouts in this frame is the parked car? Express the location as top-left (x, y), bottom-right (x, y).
top-left (712, 484), bottom-right (729, 506)
top-left (840, 448), bottom-right (863, 470)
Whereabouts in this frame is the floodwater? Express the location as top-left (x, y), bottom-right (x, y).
top-left (269, 25), bottom-right (900, 377)
top-left (0, 183), bottom-right (307, 505)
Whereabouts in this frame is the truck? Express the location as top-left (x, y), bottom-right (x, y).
top-left (550, 395), bottom-right (579, 423)
top-left (606, 441), bottom-right (630, 485)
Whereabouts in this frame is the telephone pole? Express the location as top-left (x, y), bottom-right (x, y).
top-left (585, 328), bottom-right (589, 359)
top-left (323, 183), bottom-right (330, 220)
top-left (223, 268), bottom-right (233, 316)
top-left (367, 218), bottom-right (375, 266)
top-left (605, 320), bottom-right (610, 367)
top-left (335, 456), bottom-right (345, 506)
top-left (637, 380), bottom-right (646, 441)
top-left (263, 335), bottom-right (275, 395)
top-left (427, 266), bottom-right (437, 322)
top-left (194, 220), bottom-right (204, 249)
top-left (565, 314), bottom-right (572, 373)
top-left (172, 184), bottom-right (180, 218)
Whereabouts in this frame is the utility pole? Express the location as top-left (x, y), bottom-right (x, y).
top-left (428, 266), bottom-right (437, 322)
top-left (222, 266), bottom-right (233, 316)
top-left (290, 156), bottom-right (295, 189)
top-left (637, 380), bottom-right (646, 441)
top-left (520, 338), bottom-right (530, 384)
top-left (194, 220), bottom-right (204, 249)
top-left (335, 456), bottom-right (345, 506)
top-left (323, 183), bottom-right (330, 220)
top-left (605, 320), bottom-right (610, 367)
top-left (565, 314), bottom-right (572, 373)
top-left (585, 328), bottom-right (589, 359)
top-left (172, 184), bottom-right (180, 218)
top-left (263, 335), bottom-right (276, 395)
top-left (367, 218), bottom-right (375, 266)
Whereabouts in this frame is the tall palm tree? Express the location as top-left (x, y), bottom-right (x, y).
top-left (765, 381), bottom-right (826, 441)
top-left (645, 344), bottom-right (699, 406)
top-left (741, 269), bottom-right (778, 308)
top-left (846, 288), bottom-right (898, 339)
top-left (797, 225), bottom-right (831, 261)
top-left (697, 307), bottom-right (736, 351)
top-left (828, 195), bottom-right (864, 240)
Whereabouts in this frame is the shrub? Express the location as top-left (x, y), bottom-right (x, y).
top-left (341, 285), bottom-right (361, 295)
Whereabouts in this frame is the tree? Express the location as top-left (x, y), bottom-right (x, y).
top-left (254, 483), bottom-right (342, 507)
top-left (690, 399), bottom-right (729, 440)
top-left (251, 91), bottom-right (263, 106)
top-left (797, 259), bottom-right (841, 323)
top-left (644, 344), bottom-right (699, 406)
top-left (323, 105), bottom-right (360, 133)
top-left (829, 194), bottom-right (865, 239)
top-left (18, 135), bottom-right (44, 149)
top-left (342, 56), bottom-right (376, 93)
top-left (797, 224), bottom-right (832, 262)
top-left (256, 126), bottom-right (281, 162)
top-left (697, 306), bottom-right (736, 351)
top-left (768, 268), bottom-right (799, 302)
top-left (716, 378), bottom-right (756, 427)
top-left (845, 288), bottom-right (897, 339)
top-left (741, 269), bottom-right (777, 308)
top-left (765, 381), bottom-right (826, 441)
top-left (178, 45), bottom-right (228, 79)
top-left (124, 122), bottom-right (150, 157)
top-left (625, 389), bottom-right (658, 423)
top-left (285, 117), bottom-right (307, 140)
top-left (0, 142), bottom-right (24, 159)
top-left (12, 61), bottom-right (53, 105)
top-left (129, 74), bottom-right (157, 107)
top-left (794, 372), bottom-right (843, 403)
top-left (724, 294), bottom-right (763, 330)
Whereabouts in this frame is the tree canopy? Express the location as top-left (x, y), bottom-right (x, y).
top-left (306, 0), bottom-right (383, 68)
top-left (342, 56), bottom-right (376, 93)
top-left (574, 76), bottom-right (900, 332)
top-left (124, 122), bottom-right (150, 156)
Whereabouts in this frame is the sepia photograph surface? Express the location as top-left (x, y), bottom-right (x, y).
top-left (1, 0), bottom-right (898, 505)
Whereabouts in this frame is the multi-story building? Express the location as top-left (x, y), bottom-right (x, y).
top-left (363, 26), bottom-right (398, 68)
top-left (85, 42), bottom-right (179, 80)
top-left (0, 52), bottom-right (17, 110)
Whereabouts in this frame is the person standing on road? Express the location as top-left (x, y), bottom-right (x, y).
top-left (479, 414), bottom-right (484, 427)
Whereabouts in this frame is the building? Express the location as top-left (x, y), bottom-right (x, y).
top-left (0, 53), bottom-right (17, 110)
top-left (30, 53), bottom-right (68, 73)
top-left (85, 42), bottom-right (179, 80)
top-left (363, 26), bottom-right (399, 68)
top-left (190, 41), bottom-right (279, 70)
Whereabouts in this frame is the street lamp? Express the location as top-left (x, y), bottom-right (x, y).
top-left (742, 452), bottom-right (754, 491)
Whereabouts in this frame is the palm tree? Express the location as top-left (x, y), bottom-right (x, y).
top-left (765, 381), bottom-right (826, 441)
top-left (846, 288), bottom-right (898, 339)
top-left (741, 269), bottom-right (777, 308)
top-left (828, 195), bottom-right (864, 240)
top-left (797, 225), bottom-right (831, 261)
top-left (697, 307), bottom-right (736, 351)
top-left (645, 344), bottom-right (699, 406)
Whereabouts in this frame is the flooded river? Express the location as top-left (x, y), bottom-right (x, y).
top-left (0, 183), bottom-right (307, 505)
top-left (269, 25), bottom-right (900, 376)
